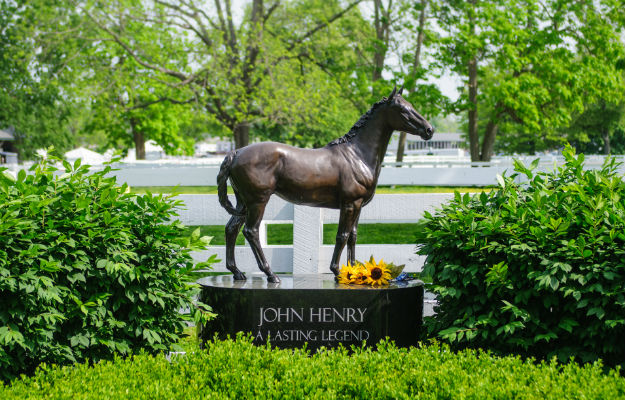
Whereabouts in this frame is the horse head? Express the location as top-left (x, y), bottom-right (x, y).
top-left (385, 86), bottom-right (434, 140)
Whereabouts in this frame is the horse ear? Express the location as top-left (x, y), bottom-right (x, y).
top-left (388, 85), bottom-right (397, 100)
top-left (398, 85), bottom-right (404, 95)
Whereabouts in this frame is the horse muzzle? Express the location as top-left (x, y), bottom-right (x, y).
top-left (421, 126), bottom-right (434, 140)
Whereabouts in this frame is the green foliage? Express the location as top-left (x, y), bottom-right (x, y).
top-left (613, 127), bottom-right (625, 155)
top-left (434, 0), bottom-right (625, 160)
top-left (76, 5), bottom-right (196, 158)
top-left (2, 337), bottom-right (624, 398)
top-left (246, 0), bottom-right (367, 147)
top-left (88, 90), bottom-right (195, 157)
top-left (76, 0), bottom-right (371, 149)
top-left (7, 1), bottom-right (625, 156)
top-left (0, 1), bottom-right (76, 159)
top-left (183, 225), bottom-right (245, 246)
top-left (0, 154), bottom-right (217, 381)
top-left (566, 99), bottom-right (625, 155)
top-left (416, 145), bottom-right (625, 366)
top-left (253, 82), bottom-right (359, 148)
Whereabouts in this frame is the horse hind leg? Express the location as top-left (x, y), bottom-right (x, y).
top-left (242, 201), bottom-right (280, 283)
top-left (225, 212), bottom-right (246, 280)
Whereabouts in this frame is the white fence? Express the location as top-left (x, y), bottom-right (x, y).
top-left (175, 193), bottom-right (453, 274)
top-left (104, 165), bottom-right (505, 187)
top-left (7, 155), bottom-right (624, 187)
top-left (93, 155), bottom-right (625, 187)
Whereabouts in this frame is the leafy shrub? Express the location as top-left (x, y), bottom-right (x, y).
top-left (1, 337), bottom-right (624, 399)
top-left (416, 145), bottom-right (625, 366)
top-left (0, 155), bottom-right (216, 381)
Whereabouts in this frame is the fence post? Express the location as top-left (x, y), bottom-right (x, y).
top-left (259, 221), bottom-right (268, 247)
top-left (293, 205), bottom-right (323, 274)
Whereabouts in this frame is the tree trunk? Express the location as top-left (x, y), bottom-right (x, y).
top-left (412, 0), bottom-right (427, 73)
top-left (233, 122), bottom-right (250, 149)
top-left (396, 0), bottom-right (427, 165)
top-left (467, 0), bottom-right (479, 162)
top-left (467, 54), bottom-right (479, 162)
top-left (372, 51), bottom-right (385, 83)
top-left (480, 121), bottom-right (498, 161)
top-left (130, 118), bottom-right (146, 160)
top-left (372, 0), bottom-right (389, 85)
top-left (603, 130), bottom-right (611, 154)
top-left (396, 132), bottom-right (408, 163)
top-left (243, 0), bottom-right (263, 89)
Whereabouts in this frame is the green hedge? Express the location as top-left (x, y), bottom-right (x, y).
top-left (415, 145), bottom-right (625, 366)
top-left (0, 155), bottom-right (216, 381)
top-left (1, 337), bottom-right (624, 399)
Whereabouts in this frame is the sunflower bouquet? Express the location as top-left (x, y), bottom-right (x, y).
top-left (337, 256), bottom-right (399, 286)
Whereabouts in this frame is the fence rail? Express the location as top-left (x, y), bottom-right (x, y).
top-left (106, 161), bottom-right (625, 187)
top-left (7, 155), bottom-right (624, 187)
top-left (176, 193), bottom-right (454, 274)
top-left (98, 155), bottom-right (625, 187)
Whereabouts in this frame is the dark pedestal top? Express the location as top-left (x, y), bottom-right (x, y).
top-left (197, 273), bottom-right (424, 290)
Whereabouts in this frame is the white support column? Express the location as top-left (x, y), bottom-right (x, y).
top-left (292, 205), bottom-right (323, 274)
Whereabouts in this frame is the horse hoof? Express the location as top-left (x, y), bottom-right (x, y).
top-left (267, 275), bottom-right (281, 284)
top-left (233, 272), bottom-right (247, 280)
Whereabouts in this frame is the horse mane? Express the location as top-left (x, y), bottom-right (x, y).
top-left (325, 97), bottom-right (389, 147)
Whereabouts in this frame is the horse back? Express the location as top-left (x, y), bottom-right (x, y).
top-left (229, 142), bottom-right (374, 208)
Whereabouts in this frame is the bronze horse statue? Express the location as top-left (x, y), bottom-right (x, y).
top-left (217, 86), bottom-right (433, 283)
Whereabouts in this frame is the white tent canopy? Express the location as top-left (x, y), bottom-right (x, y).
top-left (64, 147), bottom-right (107, 165)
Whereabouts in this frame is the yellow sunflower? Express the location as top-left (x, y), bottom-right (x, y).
top-left (363, 257), bottom-right (391, 286)
top-left (351, 262), bottom-right (368, 285)
top-left (337, 263), bottom-right (358, 284)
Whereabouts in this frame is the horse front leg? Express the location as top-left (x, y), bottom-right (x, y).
top-left (329, 203), bottom-right (360, 276)
top-left (242, 202), bottom-right (281, 283)
top-left (346, 208), bottom-right (361, 267)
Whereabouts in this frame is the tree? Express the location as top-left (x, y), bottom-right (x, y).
top-left (395, 0), bottom-right (430, 163)
top-left (246, 0), bottom-right (368, 147)
top-left (434, 0), bottom-right (625, 161)
top-left (38, 0), bottom-right (199, 159)
top-left (79, 0), bottom-right (366, 149)
top-left (566, 99), bottom-right (625, 154)
top-left (361, 0), bottom-right (427, 162)
top-left (336, 0), bottom-right (446, 162)
top-left (87, 90), bottom-right (195, 159)
top-left (24, 0), bottom-right (220, 159)
top-left (82, 35), bottom-right (195, 158)
top-left (0, 1), bottom-right (76, 159)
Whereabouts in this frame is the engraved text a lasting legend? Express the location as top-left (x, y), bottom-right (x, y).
top-left (255, 307), bottom-right (370, 343)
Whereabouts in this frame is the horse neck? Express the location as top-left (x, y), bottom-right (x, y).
top-left (350, 110), bottom-right (394, 174)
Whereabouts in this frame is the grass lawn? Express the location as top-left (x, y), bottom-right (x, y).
top-left (168, 186), bottom-right (485, 245)
top-left (132, 185), bottom-right (492, 194)
top-left (185, 223), bottom-right (420, 246)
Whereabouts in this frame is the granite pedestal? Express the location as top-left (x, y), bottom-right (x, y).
top-left (197, 274), bottom-right (424, 351)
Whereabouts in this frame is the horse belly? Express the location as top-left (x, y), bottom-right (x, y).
top-left (275, 157), bottom-right (341, 208)
top-left (274, 187), bottom-right (340, 208)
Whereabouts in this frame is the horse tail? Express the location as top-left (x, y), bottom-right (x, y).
top-left (217, 151), bottom-right (245, 216)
